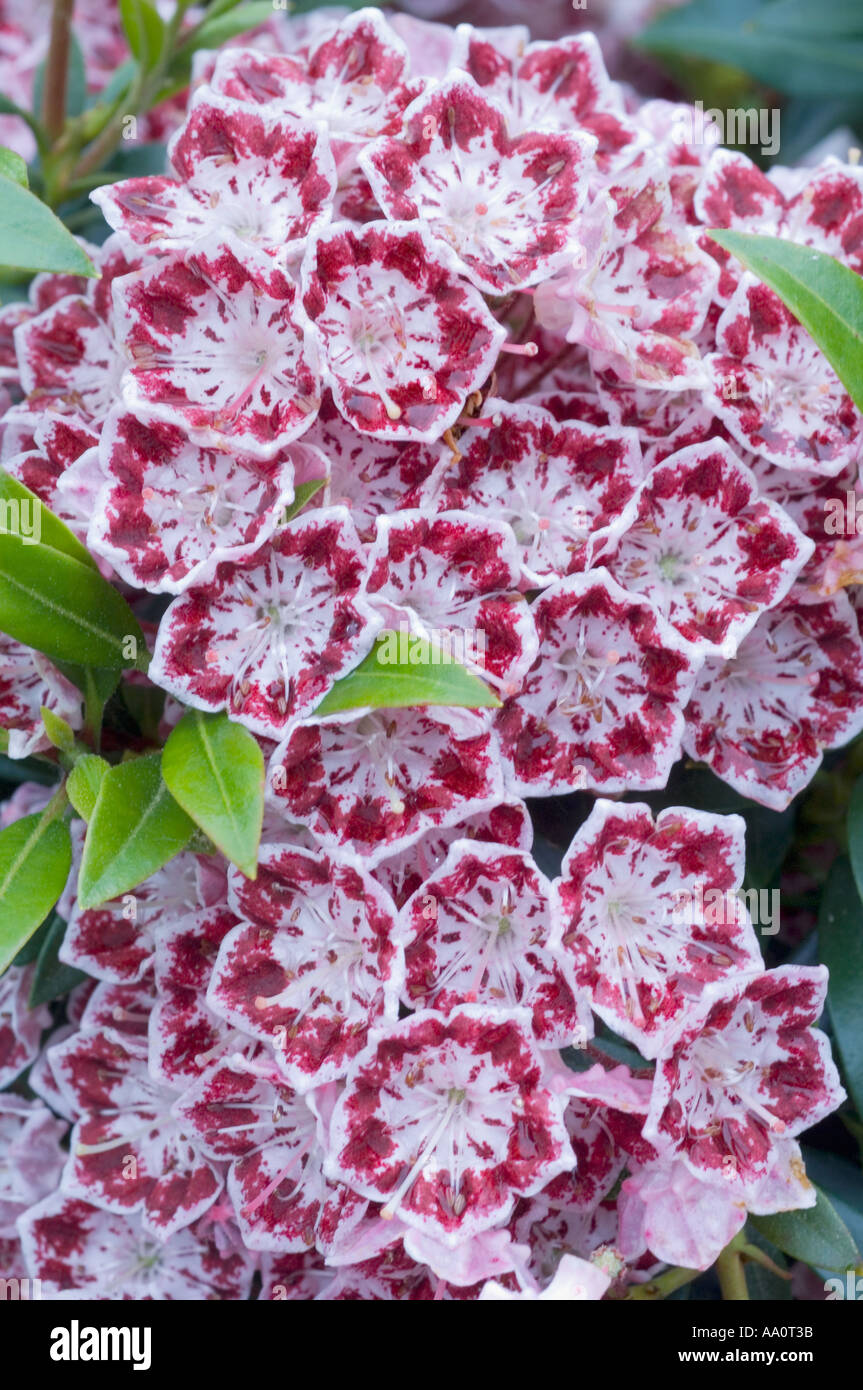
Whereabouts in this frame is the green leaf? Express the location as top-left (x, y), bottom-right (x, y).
top-left (707, 233), bottom-right (863, 413)
top-left (77, 754), bottom-right (195, 908)
top-left (0, 810), bottom-right (72, 974)
top-left (40, 706), bottom-right (75, 753)
top-left (0, 533), bottom-right (145, 668)
top-left (818, 857), bottom-right (863, 1118)
top-left (0, 148), bottom-right (28, 187)
top-left (802, 1149), bottom-right (863, 1260)
top-left (639, 0), bottom-right (863, 98)
top-left (752, 1186), bottom-right (860, 1273)
top-left (315, 633), bottom-right (501, 716)
top-left (847, 776), bottom-right (863, 902)
top-left (183, 1), bottom-right (275, 49)
top-left (119, 0), bottom-right (166, 65)
top-left (0, 470), bottom-right (97, 569)
top-left (67, 755), bottom-right (109, 821)
top-left (29, 911), bottom-right (86, 1006)
top-left (283, 476), bottom-right (326, 523)
top-left (0, 178), bottom-right (96, 276)
top-left (10, 909), bottom-right (53, 967)
top-left (163, 709), bottom-right (264, 878)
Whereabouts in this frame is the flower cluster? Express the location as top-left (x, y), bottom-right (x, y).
top-left (0, 6), bottom-right (857, 1300)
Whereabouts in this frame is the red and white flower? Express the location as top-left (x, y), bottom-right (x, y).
top-left (325, 1005), bottom-right (574, 1244)
top-left (644, 966), bottom-right (844, 1198)
top-left (49, 1027), bottom-right (223, 1239)
top-left (207, 845), bottom-right (404, 1090)
top-left (174, 1056), bottom-right (366, 1253)
top-left (682, 589), bottom-right (863, 810)
top-left (419, 399), bottom-right (644, 587)
top-left (495, 568), bottom-right (700, 794)
top-left (705, 279), bottom-right (863, 475)
top-left (211, 10), bottom-right (419, 150)
top-left (0, 634), bottom-right (82, 759)
top-left (365, 510), bottom-right (538, 693)
top-left (115, 244), bottom-right (321, 460)
top-left (93, 91), bottom-right (336, 274)
top-left (299, 221), bottom-right (505, 440)
top-left (401, 840), bottom-right (591, 1048)
top-left (552, 800), bottom-right (763, 1056)
top-left (267, 706), bottom-right (504, 864)
top-left (89, 408), bottom-right (318, 594)
top-left (151, 509), bottom-right (381, 739)
top-left (601, 440), bottom-right (814, 657)
top-left (360, 73), bottom-right (594, 294)
top-left (451, 27), bottom-right (637, 168)
top-left (18, 1192), bottom-right (255, 1300)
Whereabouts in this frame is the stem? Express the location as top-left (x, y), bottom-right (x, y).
top-left (42, 0), bottom-right (75, 141)
top-left (739, 1243), bottom-right (792, 1280)
top-left (625, 1266), bottom-right (701, 1300)
top-left (37, 782), bottom-right (69, 828)
top-left (717, 1239), bottom-right (750, 1301)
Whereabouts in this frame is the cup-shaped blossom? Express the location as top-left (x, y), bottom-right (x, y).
top-left (93, 90), bottom-right (337, 274)
top-left (682, 589), bottom-right (863, 810)
top-left (266, 706), bottom-right (505, 865)
top-left (418, 398), bottom-right (644, 586)
top-left (299, 220), bottom-right (506, 440)
top-left (643, 965), bottom-right (845, 1198)
top-left (210, 9), bottom-right (420, 147)
top-left (151, 508), bottom-right (382, 740)
top-left (552, 799), bottom-right (763, 1056)
top-left (49, 1028), bottom-right (223, 1239)
top-left (495, 568), bottom-right (700, 795)
top-left (601, 440), bottom-right (814, 657)
top-left (360, 73), bottom-right (594, 294)
top-left (401, 840), bottom-right (591, 1048)
top-left (207, 845), bottom-right (405, 1091)
top-left (325, 1005), bottom-right (574, 1245)
top-left (115, 244), bottom-right (321, 460)
top-left (89, 408), bottom-right (322, 594)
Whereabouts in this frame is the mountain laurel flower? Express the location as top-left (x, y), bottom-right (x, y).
top-left (0, 4), bottom-right (856, 1303)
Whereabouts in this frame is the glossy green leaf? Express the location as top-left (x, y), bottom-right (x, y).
top-left (639, 0), bottom-right (863, 98)
top-left (0, 176), bottom-right (96, 276)
top-left (0, 533), bottom-right (145, 668)
top-left (315, 633), bottom-right (500, 715)
top-left (752, 1185), bottom-right (860, 1273)
top-left (0, 810), bottom-right (72, 974)
top-left (163, 709), bottom-right (264, 878)
top-left (10, 910), bottom-right (53, 967)
top-left (29, 911), bottom-right (86, 1006)
top-left (119, 0), bottom-right (166, 65)
top-left (707, 233), bottom-right (863, 413)
top-left (283, 476), bottom-right (326, 523)
top-left (0, 470), bottom-right (97, 569)
top-left (183, 1), bottom-right (275, 50)
top-left (0, 148), bottom-right (28, 187)
top-left (802, 1149), bottom-right (863, 1261)
top-left (818, 856), bottom-right (863, 1118)
top-left (77, 754), bottom-right (195, 909)
top-left (67, 755), bottom-right (109, 821)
